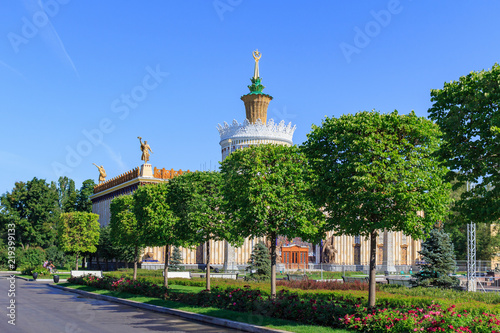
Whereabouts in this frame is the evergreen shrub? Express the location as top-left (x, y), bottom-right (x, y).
top-left (245, 242), bottom-right (271, 281)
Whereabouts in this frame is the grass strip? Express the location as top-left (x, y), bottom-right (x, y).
top-left (60, 283), bottom-right (350, 333)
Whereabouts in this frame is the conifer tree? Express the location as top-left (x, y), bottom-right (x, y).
top-left (245, 242), bottom-right (271, 281)
top-left (169, 246), bottom-right (183, 271)
top-left (414, 228), bottom-right (459, 288)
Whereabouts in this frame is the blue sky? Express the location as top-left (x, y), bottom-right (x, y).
top-left (1, 1), bottom-right (500, 194)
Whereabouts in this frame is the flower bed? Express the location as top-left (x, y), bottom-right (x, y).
top-left (68, 276), bottom-right (500, 332)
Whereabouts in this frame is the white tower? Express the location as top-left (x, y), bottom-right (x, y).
top-left (217, 50), bottom-right (296, 271)
top-left (217, 50), bottom-right (296, 161)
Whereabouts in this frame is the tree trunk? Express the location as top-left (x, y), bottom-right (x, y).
top-left (206, 240), bottom-right (211, 291)
top-left (368, 230), bottom-right (377, 307)
top-left (88, 254), bottom-right (92, 270)
top-left (270, 233), bottom-right (277, 298)
top-left (96, 253), bottom-right (101, 270)
top-left (133, 245), bottom-right (138, 281)
top-left (82, 256), bottom-right (86, 270)
top-left (163, 245), bottom-right (170, 288)
top-left (75, 253), bottom-right (79, 271)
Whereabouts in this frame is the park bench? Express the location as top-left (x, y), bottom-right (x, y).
top-left (195, 273), bottom-right (239, 280)
top-left (71, 270), bottom-right (103, 278)
top-left (342, 276), bottom-right (368, 283)
top-left (386, 278), bottom-right (413, 287)
top-left (287, 274), bottom-right (308, 281)
top-left (162, 271), bottom-right (191, 279)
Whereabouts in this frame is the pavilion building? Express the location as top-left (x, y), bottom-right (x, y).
top-left (91, 51), bottom-right (422, 272)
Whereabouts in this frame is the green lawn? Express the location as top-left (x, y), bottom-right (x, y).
top-left (61, 283), bottom-right (350, 333)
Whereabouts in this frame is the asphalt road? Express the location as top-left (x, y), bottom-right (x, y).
top-left (0, 274), bottom-right (240, 333)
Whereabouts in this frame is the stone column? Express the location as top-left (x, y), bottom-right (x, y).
top-left (223, 241), bottom-right (238, 272)
top-left (382, 230), bottom-right (397, 273)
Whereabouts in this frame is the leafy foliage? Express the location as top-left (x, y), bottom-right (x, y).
top-left (45, 245), bottom-right (72, 269)
top-left (110, 194), bottom-right (143, 279)
top-left (413, 228), bottom-right (460, 288)
top-left (58, 212), bottom-right (100, 270)
top-left (245, 242), bottom-right (271, 281)
top-left (57, 176), bottom-right (78, 212)
top-left (134, 183), bottom-right (185, 287)
top-left (428, 63), bottom-right (500, 224)
top-left (76, 179), bottom-right (95, 213)
top-left (220, 144), bottom-right (324, 297)
top-left (0, 178), bottom-right (60, 249)
top-left (15, 246), bottom-right (46, 270)
top-left (302, 110), bottom-right (451, 306)
top-left (166, 171), bottom-right (234, 289)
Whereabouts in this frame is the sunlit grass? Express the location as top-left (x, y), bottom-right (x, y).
top-left (60, 283), bottom-right (350, 333)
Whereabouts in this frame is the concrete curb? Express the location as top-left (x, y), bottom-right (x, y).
top-left (14, 276), bottom-right (67, 283)
top-left (49, 284), bottom-right (291, 333)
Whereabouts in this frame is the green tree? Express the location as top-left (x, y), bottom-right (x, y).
top-left (245, 242), bottom-right (271, 281)
top-left (428, 64), bottom-right (500, 224)
top-left (110, 195), bottom-right (143, 280)
top-left (134, 183), bottom-right (185, 287)
top-left (76, 179), bottom-right (95, 213)
top-left (58, 212), bottom-right (100, 270)
top-left (220, 144), bottom-right (324, 297)
top-left (169, 247), bottom-right (183, 271)
top-left (95, 225), bottom-right (116, 271)
top-left (302, 110), bottom-right (451, 307)
top-left (57, 176), bottom-right (78, 213)
top-left (167, 171), bottom-right (234, 290)
top-left (0, 178), bottom-right (60, 249)
top-left (413, 228), bottom-right (460, 288)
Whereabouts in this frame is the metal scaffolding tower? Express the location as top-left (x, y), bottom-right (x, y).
top-left (467, 222), bottom-right (476, 292)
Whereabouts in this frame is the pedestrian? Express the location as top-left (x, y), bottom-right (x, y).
top-left (48, 261), bottom-right (55, 273)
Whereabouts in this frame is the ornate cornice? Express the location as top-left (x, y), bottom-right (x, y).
top-left (217, 118), bottom-right (296, 144)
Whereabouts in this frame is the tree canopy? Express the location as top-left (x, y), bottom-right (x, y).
top-left (110, 194), bottom-right (143, 280)
top-left (220, 144), bottom-right (324, 297)
top-left (134, 183), bottom-right (184, 287)
top-left (76, 179), bottom-right (96, 213)
top-left (58, 212), bottom-right (100, 270)
top-left (302, 110), bottom-right (451, 306)
top-left (167, 171), bottom-right (234, 290)
top-left (0, 178), bottom-right (60, 249)
top-left (428, 63), bottom-right (500, 223)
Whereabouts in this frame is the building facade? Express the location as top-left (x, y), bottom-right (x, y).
top-left (91, 51), bottom-right (422, 272)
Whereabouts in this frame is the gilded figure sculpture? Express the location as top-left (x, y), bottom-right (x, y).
top-left (252, 49), bottom-right (261, 79)
top-left (138, 136), bottom-right (153, 164)
top-left (93, 163), bottom-right (106, 183)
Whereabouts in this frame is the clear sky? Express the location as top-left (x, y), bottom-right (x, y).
top-left (1, 1), bottom-right (500, 194)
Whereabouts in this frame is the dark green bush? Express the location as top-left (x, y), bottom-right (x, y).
top-left (16, 247), bottom-right (46, 270)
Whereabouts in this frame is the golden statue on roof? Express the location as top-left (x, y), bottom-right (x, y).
top-left (93, 163), bottom-right (106, 183)
top-left (252, 49), bottom-right (261, 79)
top-left (138, 136), bottom-right (154, 164)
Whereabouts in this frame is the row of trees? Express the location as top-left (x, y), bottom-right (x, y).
top-left (0, 176), bottom-right (95, 251)
top-left (110, 110), bottom-right (450, 307)
top-left (0, 177), bottom-right (102, 272)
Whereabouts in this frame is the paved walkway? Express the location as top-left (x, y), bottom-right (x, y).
top-left (0, 274), bottom-right (243, 333)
